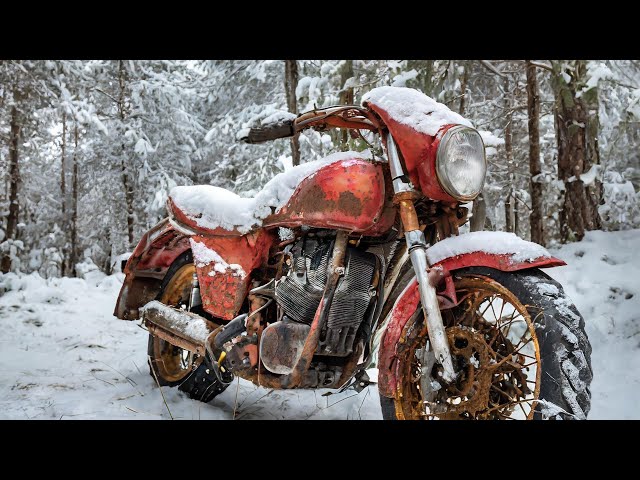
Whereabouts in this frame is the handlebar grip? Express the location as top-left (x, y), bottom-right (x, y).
top-left (239, 120), bottom-right (294, 144)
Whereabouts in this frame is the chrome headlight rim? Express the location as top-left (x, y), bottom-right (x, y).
top-left (436, 125), bottom-right (487, 202)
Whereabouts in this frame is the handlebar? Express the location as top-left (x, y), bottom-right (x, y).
top-left (239, 121), bottom-right (295, 144)
top-left (238, 105), bottom-right (382, 144)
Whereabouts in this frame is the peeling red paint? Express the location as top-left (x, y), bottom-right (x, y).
top-left (114, 218), bottom-right (191, 320)
top-left (377, 252), bottom-right (566, 398)
top-left (193, 230), bottom-right (275, 320)
top-left (264, 159), bottom-right (394, 233)
top-left (378, 280), bottom-right (422, 397)
top-left (437, 251), bottom-right (566, 272)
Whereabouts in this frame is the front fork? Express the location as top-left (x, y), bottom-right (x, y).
top-left (386, 134), bottom-right (457, 383)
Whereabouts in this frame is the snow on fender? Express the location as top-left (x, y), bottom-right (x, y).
top-left (426, 231), bottom-right (565, 269)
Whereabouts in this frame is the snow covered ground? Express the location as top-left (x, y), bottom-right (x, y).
top-left (1, 229), bottom-right (638, 420)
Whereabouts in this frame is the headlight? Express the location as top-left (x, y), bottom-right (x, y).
top-left (436, 126), bottom-right (487, 201)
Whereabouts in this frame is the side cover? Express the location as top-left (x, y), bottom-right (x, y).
top-left (189, 231), bottom-right (275, 321)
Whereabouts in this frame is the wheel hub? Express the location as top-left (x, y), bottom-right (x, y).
top-left (422, 326), bottom-right (493, 419)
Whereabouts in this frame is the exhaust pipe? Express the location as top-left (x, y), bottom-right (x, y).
top-left (140, 300), bottom-right (219, 356)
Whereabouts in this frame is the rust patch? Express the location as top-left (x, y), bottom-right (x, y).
top-left (195, 230), bottom-right (276, 320)
top-left (336, 190), bottom-right (364, 214)
top-left (263, 159), bottom-right (387, 233)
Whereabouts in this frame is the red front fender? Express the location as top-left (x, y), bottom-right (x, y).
top-left (376, 249), bottom-right (565, 398)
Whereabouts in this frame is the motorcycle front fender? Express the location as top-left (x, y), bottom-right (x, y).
top-left (375, 231), bottom-right (565, 398)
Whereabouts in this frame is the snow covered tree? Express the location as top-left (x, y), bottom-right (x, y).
top-left (551, 60), bottom-right (603, 243)
top-left (0, 60), bottom-right (637, 277)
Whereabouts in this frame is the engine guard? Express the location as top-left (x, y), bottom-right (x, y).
top-left (376, 246), bottom-right (565, 399)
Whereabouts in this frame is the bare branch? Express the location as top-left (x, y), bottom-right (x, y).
top-left (93, 87), bottom-right (119, 104)
top-left (528, 61), bottom-right (553, 72)
top-left (480, 60), bottom-right (506, 77)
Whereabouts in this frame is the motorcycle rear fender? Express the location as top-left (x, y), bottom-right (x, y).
top-left (114, 218), bottom-right (191, 320)
top-left (375, 236), bottom-right (566, 398)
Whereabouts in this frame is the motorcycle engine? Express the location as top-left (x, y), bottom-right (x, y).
top-left (273, 235), bottom-right (379, 358)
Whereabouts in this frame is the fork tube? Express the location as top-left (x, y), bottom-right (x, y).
top-left (386, 133), bottom-right (456, 383)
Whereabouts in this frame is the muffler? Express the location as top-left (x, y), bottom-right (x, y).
top-left (140, 300), bottom-right (219, 356)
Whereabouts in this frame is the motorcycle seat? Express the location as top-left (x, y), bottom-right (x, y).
top-left (168, 184), bottom-right (257, 236)
top-left (167, 151), bottom-right (374, 236)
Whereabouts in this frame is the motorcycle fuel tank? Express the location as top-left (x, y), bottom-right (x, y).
top-left (264, 158), bottom-right (395, 235)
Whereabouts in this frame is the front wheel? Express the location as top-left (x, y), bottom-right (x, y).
top-left (381, 267), bottom-right (592, 420)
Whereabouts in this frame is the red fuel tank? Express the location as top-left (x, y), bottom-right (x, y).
top-left (263, 158), bottom-right (395, 235)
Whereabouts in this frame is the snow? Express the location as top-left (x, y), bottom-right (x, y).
top-left (243, 105), bottom-right (296, 130)
top-left (171, 186), bottom-right (255, 233)
top-left (189, 239), bottom-right (246, 278)
top-left (140, 301), bottom-right (210, 343)
top-left (391, 69), bottom-right (418, 87)
top-left (260, 110), bottom-right (296, 126)
top-left (170, 151), bottom-right (375, 234)
top-left (0, 271), bottom-right (380, 419)
top-left (134, 138), bottom-right (154, 156)
top-left (0, 229), bottom-right (637, 419)
top-left (426, 231), bottom-right (552, 264)
top-left (567, 164), bottom-right (601, 185)
top-left (545, 229), bottom-right (640, 419)
top-left (578, 62), bottom-right (615, 97)
top-left (478, 130), bottom-right (505, 147)
top-left (234, 127), bottom-right (250, 141)
top-left (362, 86), bottom-right (473, 136)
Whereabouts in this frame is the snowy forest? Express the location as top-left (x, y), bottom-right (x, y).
top-left (1, 60), bottom-right (639, 420)
top-left (1, 60), bottom-right (638, 277)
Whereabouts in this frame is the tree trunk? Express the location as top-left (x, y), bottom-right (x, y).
top-left (470, 192), bottom-right (487, 232)
top-left (339, 60), bottom-right (354, 150)
top-left (284, 60), bottom-right (300, 166)
top-left (504, 193), bottom-right (513, 232)
top-left (118, 60), bottom-right (135, 248)
top-left (503, 76), bottom-right (514, 233)
top-left (105, 228), bottom-right (113, 275)
top-left (583, 66), bottom-right (604, 231)
top-left (526, 61), bottom-right (544, 246)
top-left (71, 123), bottom-right (79, 276)
top-left (60, 111), bottom-right (67, 275)
top-left (459, 61), bottom-right (470, 115)
top-left (514, 192), bottom-right (519, 235)
top-left (1, 104), bottom-right (21, 273)
top-left (552, 61), bottom-right (602, 243)
top-left (408, 60), bottom-right (435, 96)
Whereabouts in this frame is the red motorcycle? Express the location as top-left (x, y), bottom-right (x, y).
top-left (115, 86), bottom-right (591, 419)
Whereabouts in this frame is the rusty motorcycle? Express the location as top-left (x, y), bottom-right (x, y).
top-left (114, 86), bottom-right (591, 419)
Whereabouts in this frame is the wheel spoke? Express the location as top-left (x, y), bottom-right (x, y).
top-left (488, 296), bottom-right (500, 324)
top-left (518, 401), bottom-right (529, 418)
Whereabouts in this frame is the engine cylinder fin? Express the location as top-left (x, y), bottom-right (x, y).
top-left (274, 236), bottom-right (379, 358)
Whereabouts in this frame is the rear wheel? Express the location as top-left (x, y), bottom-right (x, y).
top-left (147, 251), bottom-right (228, 402)
top-left (381, 267), bottom-right (592, 420)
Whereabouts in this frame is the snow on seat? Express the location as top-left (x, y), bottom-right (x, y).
top-left (168, 150), bottom-right (373, 235)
